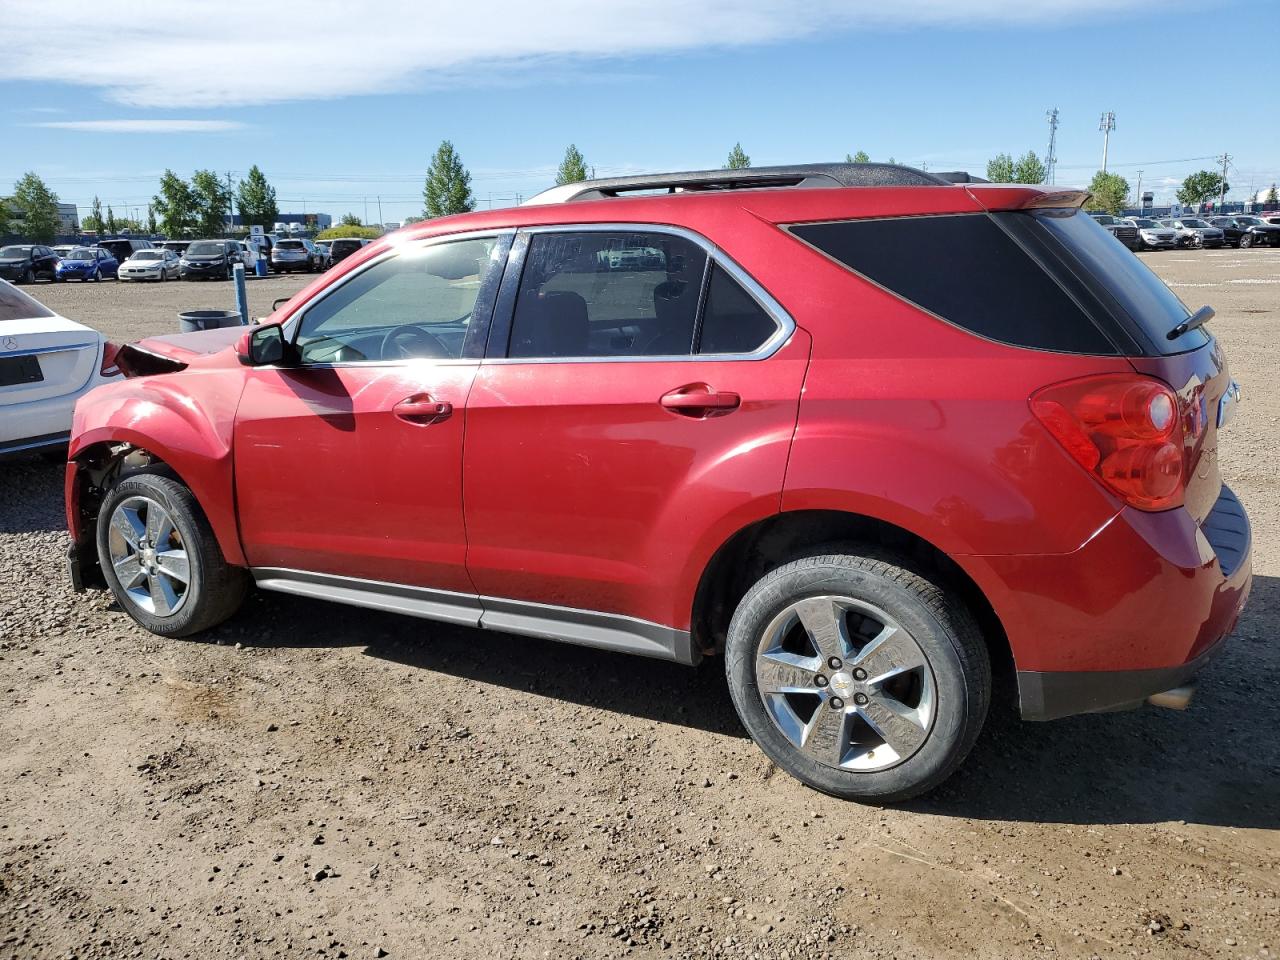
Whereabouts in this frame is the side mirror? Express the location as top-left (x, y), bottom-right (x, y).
top-left (237, 323), bottom-right (288, 366)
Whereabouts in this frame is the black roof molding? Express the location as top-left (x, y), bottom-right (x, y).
top-left (524, 163), bottom-right (981, 204)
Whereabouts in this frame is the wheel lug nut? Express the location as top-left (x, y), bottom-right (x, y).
top-left (814, 675), bottom-right (828, 687)
top-left (854, 693), bottom-right (869, 705)
top-left (853, 668), bottom-right (867, 681)
top-left (829, 697), bottom-right (844, 710)
top-left (827, 657), bottom-right (842, 670)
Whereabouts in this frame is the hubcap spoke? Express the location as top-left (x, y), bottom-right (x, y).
top-left (113, 554), bottom-right (145, 589)
top-left (148, 571), bottom-right (178, 616)
top-left (800, 699), bottom-right (850, 767)
top-left (853, 624), bottom-right (925, 685)
top-left (857, 696), bottom-right (928, 759)
top-left (757, 652), bottom-right (821, 695)
top-left (146, 505), bottom-right (173, 548)
top-left (111, 508), bottom-right (144, 548)
top-left (794, 597), bottom-right (850, 662)
top-left (156, 550), bottom-right (190, 584)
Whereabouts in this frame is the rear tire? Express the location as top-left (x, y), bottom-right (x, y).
top-left (725, 551), bottom-right (990, 803)
top-left (96, 471), bottom-right (248, 638)
top-left (1240, 233), bottom-right (1254, 249)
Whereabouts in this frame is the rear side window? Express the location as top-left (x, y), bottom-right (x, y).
top-left (790, 214), bottom-right (1118, 354)
top-left (697, 265), bottom-right (779, 355)
top-left (0, 282), bottom-right (55, 321)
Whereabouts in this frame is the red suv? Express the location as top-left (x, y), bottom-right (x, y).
top-left (66, 163), bottom-right (1252, 802)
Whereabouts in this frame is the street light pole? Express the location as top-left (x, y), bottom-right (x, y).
top-left (1099, 111), bottom-right (1116, 173)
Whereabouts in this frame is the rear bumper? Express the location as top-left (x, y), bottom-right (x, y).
top-left (0, 430), bottom-right (70, 460)
top-left (978, 484), bottom-right (1252, 720)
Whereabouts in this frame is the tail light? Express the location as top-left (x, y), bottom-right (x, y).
top-left (100, 341), bottom-right (122, 377)
top-left (1031, 374), bottom-right (1185, 511)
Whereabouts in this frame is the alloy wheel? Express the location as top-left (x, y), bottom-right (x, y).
top-left (755, 595), bottom-right (936, 772)
top-left (106, 496), bottom-right (191, 617)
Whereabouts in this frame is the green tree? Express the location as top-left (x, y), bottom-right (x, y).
top-left (1267, 183), bottom-right (1278, 205)
top-left (147, 205), bottom-right (157, 235)
top-left (0, 196), bottom-right (9, 235)
top-left (236, 165), bottom-right (279, 231)
top-left (191, 169), bottom-right (231, 237)
top-left (986, 153), bottom-right (1015, 182)
top-left (1012, 150), bottom-right (1047, 184)
top-left (152, 170), bottom-right (197, 237)
top-left (316, 224), bottom-right (382, 241)
top-left (83, 195), bottom-right (105, 234)
top-left (339, 213), bottom-right (363, 226)
top-left (725, 142), bottom-right (751, 169)
top-left (846, 150), bottom-right (871, 163)
top-left (106, 206), bottom-right (117, 234)
top-left (423, 141), bottom-right (475, 218)
top-left (556, 144), bottom-right (589, 185)
top-left (1177, 170), bottom-right (1227, 207)
top-left (1085, 170), bottom-right (1130, 214)
top-left (10, 172), bottom-right (60, 242)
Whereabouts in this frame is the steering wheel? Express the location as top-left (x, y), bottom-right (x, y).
top-left (380, 323), bottom-right (450, 360)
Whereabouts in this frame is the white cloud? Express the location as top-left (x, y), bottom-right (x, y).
top-left (5, 0), bottom-right (1167, 108)
top-left (32, 119), bottom-right (245, 133)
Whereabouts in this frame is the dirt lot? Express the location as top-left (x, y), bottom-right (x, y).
top-left (2, 252), bottom-right (1277, 960)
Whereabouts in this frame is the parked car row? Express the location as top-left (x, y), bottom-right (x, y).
top-left (1092, 213), bottom-right (1280, 250)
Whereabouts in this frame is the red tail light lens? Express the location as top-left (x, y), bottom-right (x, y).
top-left (100, 341), bottom-right (122, 377)
top-left (1031, 374), bottom-right (1185, 511)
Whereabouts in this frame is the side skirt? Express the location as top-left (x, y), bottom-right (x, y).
top-left (250, 567), bottom-right (699, 665)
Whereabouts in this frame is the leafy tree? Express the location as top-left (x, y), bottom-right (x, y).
top-left (85, 196), bottom-right (104, 234)
top-left (106, 206), bottom-right (117, 234)
top-left (236, 165), bottom-right (279, 230)
top-left (1267, 183), bottom-right (1278, 205)
top-left (1012, 150), bottom-right (1047, 184)
top-left (402, 215), bottom-right (424, 226)
top-left (316, 224), bottom-right (382, 241)
top-left (339, 213), bottom-right (363, 226)
top-left (191, 169), bottom-right (232, 237)
top-left (846, 150), bottom-right (871, 164)
top-left (10, 172), bottom-right (60, 242)
top-left (147, 205), bottom-right (157, 235)
top-left (152, 170), bottom-right (198, 237)
top-left (725, 143), bottom-right (751, 170)
top-left (0, 196), bottom-right (9, 234)
top-left (1085, 170), bottom-right (1130, 214)
top-left (556, 144), bottom-right (589, 185)
top-left (1177, 170), bottom-right (1227, 207)
top-left (423, 141), bottom-right (475, 218)
top-left (986, 153), bottom-right (1015, 182)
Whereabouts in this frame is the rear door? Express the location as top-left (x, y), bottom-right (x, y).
top-left (462, 225), bottom-right (808, 629)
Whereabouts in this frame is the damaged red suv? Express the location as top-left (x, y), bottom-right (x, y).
top-left (66, 163), bottom-right (1252, 802)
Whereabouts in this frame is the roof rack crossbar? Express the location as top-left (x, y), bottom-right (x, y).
top-left (524, 162), bottom-right (976, 205)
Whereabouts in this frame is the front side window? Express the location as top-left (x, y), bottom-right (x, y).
top-left (508, 231), bottom-right (708, 358)
top-left (295, 236), bottom-right (504, 363)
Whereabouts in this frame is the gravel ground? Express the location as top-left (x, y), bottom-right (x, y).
top-left (1, 251), bottom-right (1277, 960)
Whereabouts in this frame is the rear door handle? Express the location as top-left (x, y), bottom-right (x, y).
top-left (393, 394), bottom-right (453, 425)
top-left (660, 383), bottom-right (741, 419)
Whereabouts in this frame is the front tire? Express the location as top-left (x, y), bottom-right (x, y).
top-left (1240, 233), bottom-right (1254, 249)
top-left (725, 552), bottom-right (990, 803)
top-left (96, 471), bottom-right (248, 638)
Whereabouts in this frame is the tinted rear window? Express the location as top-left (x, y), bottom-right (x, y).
top-left (789, 214), bottom-right (1117, 354)
top-left (0, 282), bottom-right (55, 321)
top-left (277, 240), bottom-right (305, 249)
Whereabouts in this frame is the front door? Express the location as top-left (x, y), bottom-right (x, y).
top-left (463, 227), bottom-right (809, 630)
top-left (233, 233), bottom-right (509, 593)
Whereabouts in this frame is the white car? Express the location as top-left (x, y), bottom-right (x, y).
top-left (0, 281), bottom-right (120, 458)
top-left (118, 249), bottom-right (181, 282)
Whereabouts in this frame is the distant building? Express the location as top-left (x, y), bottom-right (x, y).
top-left (230, 212), bottom-right (331, 230)
top-left (1, 200), bottom-right (80, 238)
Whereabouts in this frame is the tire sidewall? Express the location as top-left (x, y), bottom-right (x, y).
top-left (96, 474), bottom-right (209, 636)
top-left (725, 558), bottom-right (980, 802)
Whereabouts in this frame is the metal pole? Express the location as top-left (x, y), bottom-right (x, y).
top-left (1219, 153), bottom-right (1230, 210)
top-left (232, 263), bottom-right (250, 326)
top-left (1099, 111), bottom-right (1116, 173)
top-left (377, 195), bottom-right (383, 226)
top-left (1135, 170), bottom-right (1143, 212)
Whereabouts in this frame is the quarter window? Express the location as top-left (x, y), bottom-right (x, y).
top-left (696, 265), bottom-right (779, 355)
top-left (295, 236), bottom-right (504, 363)
top-left (508, 231), bottom-right (708, 358)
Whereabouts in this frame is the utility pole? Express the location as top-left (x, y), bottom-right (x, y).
top-left (363, 197), bottom-right (368, 224)
top-left (1045, 107), bottom-right (1060, 185)
top-left (1098, 111), bottom-right (1116, 173)
top-left (226, 171), bottom-right (235, 233)
top-left (1135, 170), bottom-right (1144, 212)
top-left (1218, 152), bottom-right (1231, 210)
top-left (377, 195), bottom-right (383, 226)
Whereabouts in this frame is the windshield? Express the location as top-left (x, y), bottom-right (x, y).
top-left (1132, 219), bottom-right (1157, 228)
top-left (67, 249), bottom-right (96, 260)
top-left (0, 246), bottom-right (33, 258)
top-left (131, 251), bottom-right (163, 261)
top-left (186, 242), bottom-right (224, 256)
top-left (1182, 219), bottom-right (1209, 228)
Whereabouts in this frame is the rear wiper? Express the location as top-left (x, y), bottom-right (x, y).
top-left (1166, 305), bottom-right (1214, 341)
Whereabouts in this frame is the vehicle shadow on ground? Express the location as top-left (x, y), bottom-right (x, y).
top-left (225, 575), bottom-right (1280, 832)
top-left (0, 457), bottom-right (65, 535)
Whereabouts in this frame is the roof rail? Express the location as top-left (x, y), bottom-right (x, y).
top-left (523, 162), bottom-right (967, 205)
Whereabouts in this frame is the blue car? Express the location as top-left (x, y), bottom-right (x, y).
top-left (56, 247), bottom-right (118, 282)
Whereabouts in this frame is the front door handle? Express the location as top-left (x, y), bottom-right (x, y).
top-left (660, 383), bottom-right (741, 419)
top-left (393, 394), bottom-right (453, 425)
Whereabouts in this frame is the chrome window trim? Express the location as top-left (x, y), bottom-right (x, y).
top-left (485, 222), bottom-right (795, 364)
top-left (279, 228), bottom-right (516, 366)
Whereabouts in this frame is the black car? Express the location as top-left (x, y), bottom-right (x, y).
top-left (180, 240), bottom-right (239, 281)
top-left (1087, 214), bottom-right (1141, 250)
top-left (1210, 216), bottom-right (1280, 248)
top-left (0, 244), bottom-right (59, 284)
top-left (325, 237), bottom-right (370, 268)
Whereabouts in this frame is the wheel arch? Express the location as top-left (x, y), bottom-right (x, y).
top-left (690, 508), bottom-right (1014, 680)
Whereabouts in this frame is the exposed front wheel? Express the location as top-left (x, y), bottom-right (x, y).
top-left (1240, 234), bottom-right (1254, 249)
top-left (97, 471), bottom-right (248, 637)
top-left (725, 552), bottom-right (991, 803)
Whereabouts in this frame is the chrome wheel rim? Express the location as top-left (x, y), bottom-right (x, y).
top-left (755, 595), bottom-right (935, 772)
top-left (106, 496), bottom-right (191, 617)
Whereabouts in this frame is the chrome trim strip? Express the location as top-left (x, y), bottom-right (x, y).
top-left (0, 340), bottom-right (97, 359)
top-left (483, 222), bottom-right (794, 364)
top-left (249, 566), bottom-right (698, 665)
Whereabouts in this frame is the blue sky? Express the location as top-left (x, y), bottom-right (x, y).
top-left (4, 0), bottom-right (1277, 226)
